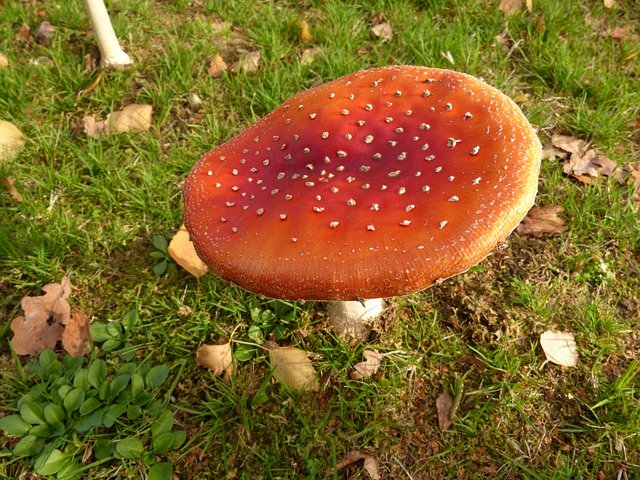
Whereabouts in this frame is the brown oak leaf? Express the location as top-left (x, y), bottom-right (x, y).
top-left (61, 308), bottom-right (90, 356)
top-left (517, 205), bottom-right (567, 237)
top-left (436, 390), bottom-right (454, 431)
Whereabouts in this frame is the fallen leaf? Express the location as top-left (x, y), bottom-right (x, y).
top-left (517, 205), bottom-right (567, 237)
top-left (232, 50), bottom-right (261, 73)
top-left (196, 342), bottom-right (234, 381)
top-left (1, 176), bottom-right (24, 202)
top-left (268, 346), bottom-right (318, 391)
top-left (603, 0), bottom-right (617, 7)
top-left (83, 104), bottom-right (153, 138)
top-left (540, 331), bottom-right (578, 367)
top-left (10, 278), bottom-right (71, 356)
top-left (187, 92), bottom-right (203, 109)
top-left (300, 20), bottom-right (313, 43)
top-left (371, 23), bottom-right (393, 41)
top-left (499, 0), bottom-right (522, 16)
top-left (551, 135), bottom-right (589, 155)
top-left (350, 350), bottom-right (383, 380)
top-left (0, 53), bottom-right (8, 69)
top-left (61, 308), bottom-right (90, 356)
top-left (16, 23), bottom-right (31, 43)
top-left (627, 163), bottom-right (640, 201)
top-left (601, 26), bottom-right (638, 41)
top-left (525, 0), bottom-right (533, 12)
top-left (563, 149), bottom-right (618, 184)
top-left (35, 21), bottom-right (54, 46)
top-left (300, 46), bottom-right (322, 66)
top-left (541, 144), bottom-right (568, 161)
top-left (513, 93), bottom-right (529, 103)
top-left (335, 451), bottom-right (381, 480)
top-left (208, 53), bottom-right (228, 77)
top-left (436, 390), bottom-right (454, 431)
top-left (168, 225), bottom-right (208, 278)
top-left (0, 120), bottom-right (26, 162)
top-left (107, 104), bottom-right (153, 134)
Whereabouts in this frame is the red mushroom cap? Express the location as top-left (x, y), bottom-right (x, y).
top-left (183, 66), bottom-right (541, 300)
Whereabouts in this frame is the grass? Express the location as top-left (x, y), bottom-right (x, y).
top-left (1, 0), bottom-right (639, 478)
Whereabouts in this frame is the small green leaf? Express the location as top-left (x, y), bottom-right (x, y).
top-left (247, 325), bottom-right (265, 344)
top-left (29, 423), bottom-right (52, 438)
top-left (55, 459), bottom-right (82, 480)
top-left (153, 260), bottom-right (168, 276)
top-left (34, 448), bottom-right (68, 475)
top-left (106, 322), bottom-right (123, 338)
top-left (13, 434), bottom-right (45, 457)
top-left (102, 338), bottom-right (122, 352)
top-left (122, 309), bottom-right (138, 330)
top-left (43, 404), bottom-right (65, 425)
top-left (63, 389), bottom-right (85, 413)
top-left (109, 374), bottom-right (130, 400)
top-left (130, 373), bottom-right (144, 397)
top-left (102, 404), bottom-right (127, 428)
top-left (57, 385), bottom-right (72, 401)
top-left (151, 234), bottom-right (168, 252)
top-left (151, 411), bottom-right (173, 438)
top-left (39, 349), bottom-right (57, 370)
top-left (127, 404), bottom-right (142, 420)
top-left (145, 365), bottom-right (170, 389)
top-left (133, 391), bottom-right (153, 407)
top-left (94, 440), bottom-right (115, 460)
top-left (151, 432), bottom-right (174, 454)
top-left (79, 397), bottom-right (101, 415)
top-left (150, 250), bottom-right (166, 259)
top-left (118, 363), bottom-right (137, 375)
top-left (0, 415), bottom-right (31, 436)
top-left (115, 437), bottom-right (145, 459)
top-left (75, 410), bottom-right (103, 432)
top-left (87, 360), bottom-right (107, 389)
top-left (147, 400), bottom-right (163, 417)
top-left (62, 355), bottom-right (84, 374)
top-left (73, 369), bottom-right (90, 391)
top-left (118, 345), bottom-right (137, 361)
top-left (89, 323), bottom-right (111, 343)
top-left (98, 382), bottom-right (111, 401)
top-left (148, 462), bottom-right (173, 480)
top-left (234, 343), bottom-right (257, 362)
top-left (20, 401), bottom-right (45, 425)
top-left (171, 430), bottom-right (187, 449)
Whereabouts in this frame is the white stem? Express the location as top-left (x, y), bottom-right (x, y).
top-left (84, 0), bottom-right (133, 69)
top-left (326, 298), bottom-right (385, 342)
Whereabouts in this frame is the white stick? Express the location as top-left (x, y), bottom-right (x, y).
top-left (84, 0), bottom-right (133, 69)
top-left (326, 298), bottom-right (385, 342)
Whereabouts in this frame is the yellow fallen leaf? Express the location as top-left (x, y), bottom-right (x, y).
top-left (208, 53), bottom-right (228, 78)
top-left (0, 53), bottom-right (8, 69)
top-left (300, 20), bottom-right (313, 43)
top-left (603, 0), bottom-right (617, 8)
top-left (540, 331), bottom-right (578, 367)
top-left (0, 120), bottom-right (26, 162)
top-left (350, 350), bottom-right (383, 380)
top-left (107, 104), bottom-right (153, 134)
top-left (196, 342), bottom-right (234, 381)
top-left (269, 346), bottom-right (318, 391)
top-left (168, 225), bottom-right (208, 278)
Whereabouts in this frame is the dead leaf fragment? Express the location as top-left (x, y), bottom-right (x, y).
top-left (0, 53), bottom-right (8, 69)
top-left (208, 53), bottom-right (228, 77)
top-left (525, 0), bottom-right (533, 12)
top-left (16, 23), bottom-right (31, 43)
top-left (107, 104), bottom-right (153, 134)
top-left (601, 26), bottom-right (638, 42)
top-left (35, 21), bottom-right (54, 46)
top-left (196, 342), bottom-right (234, 380)
top-left (335, 451), bottom-right (381, 480)
top-left (436, 390), bottom-right (454, 431)
top-left (350, 350), bottom-right (383, 380)
top-left (300, 46), bottom-right (322, 66)
top-left (232, 50), bottom-right (261, 73)
top-left (563, 150), bottom-right (618, 184)
top-left (517, 205), bottom-right (567, 237)
top-left (551, 135), bottom-right (589, 155)
top-left (604, 0), bottom-right (617, 7)
top-left (10, 278), bottom-right (71, 356)
top-left (300, 20), bottom-right (313, 43)
top-left (0, 120), bottom-right (26, 162)
top-left (1, 176), bottom-right (24, 202)
top-left (499, 0), bottom-right (522, 16)
top-left (168, 225), bottom-right (208, 278)
top-left (268, 346), bottom-right (318, 391)
top-left (61, 308), bottom-right (90, 356)
top-left (628, 163), bottom-right (640, 201)
top-left (540, 331), bottom-right (578, 367)
top-left (371, 23), bottom-right (393, 41)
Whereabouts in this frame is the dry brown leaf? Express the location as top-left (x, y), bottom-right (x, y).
top-left (268, 346), bottom-right (318, 391)
top-left (371, 22), bottom-right (393, 41)
top-left (196, 342), bottom-right (234, 381)
top-left (551, 135), bottom-right (589, 155)
top-left (10, 278), bottom-right (72, 356)
top-left (516, 205), bottom-right (567, 237)
top-left (0, 53), bottom-right (8, 69)
top-left (61, 308), bottom-right (90, 356)
top-left (0, 120), bottom-right (26, 162)
top-left (1, 176), bottom-right (24, 202)
top-left (35, 21), bottom-right (54, 46)
top-left (107, 104), bottom-right (153, 134)
top-left (563, 149), bottom-right (618, 184)
top-left (300, 46), bottom-right (322, 66)
top-left (350, 350), bottom-right (383, 380)
top-left (436, 390), bottom-right (454, 431)
top-left (82, 115), bottom-right (107, 138)
top-left (627, 163), bottom-right (640, 201)
top-left (602, 26), bottom-right (639, 41)
top-left (300, 20), bottom-right (313, 43)
top-left (208, 53), bottom-right (228, 77)
top-left (525, 0), bottom-right (533, 12)
top-left (603, 0), bottom-right (617, 7)
top-left (232, 50), bottom-right (261, 73)
top-left (335, 451), bottom-right (381, 480)
top-left (16, 23), bottom-right (31, 43)
top-left (168, 225), bottom-right (208, 278)
top-left (540, 331), bottom-right (578, 367)
top-left (499, 0), bottom-right (522, 16)
top-left (541, 144), bottom-right (568, 161)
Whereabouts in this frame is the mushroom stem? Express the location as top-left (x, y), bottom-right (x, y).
top-left (326, 298), bottom-right (385, 342)
top-left (84, 0), bottom-right (133, 69)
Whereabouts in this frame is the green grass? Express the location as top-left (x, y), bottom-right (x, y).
top-left (1, 0), bottom-right (639, 478)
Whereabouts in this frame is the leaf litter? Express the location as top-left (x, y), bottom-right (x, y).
top-left (83, 104), bottom-right (153, 138)
top-left (436, 390), bottom-right (454, 431)
top-left (10, 277), bottom-right (90, 356)
top-left (540, 331), bottom-right (578, 367)
top-left (350, 350), bottom-right (383, 380)
top-left (267, 344), bottom-right (318, 391)
top-left (334, 450), bottom-right (381, 480)
top-left (167, 224), bottom-right (208, 278)
top-left (196, 342), bottom-right (234, 381)
top-left (548, 134), bottom-right (619, 184)
top-left (517, 205), bottom-right (567, 237)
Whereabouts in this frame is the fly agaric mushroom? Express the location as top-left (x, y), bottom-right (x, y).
top-left (84, 0), bottom-right (132, 69)
top-left (183, 66), bottom-right (541, 340)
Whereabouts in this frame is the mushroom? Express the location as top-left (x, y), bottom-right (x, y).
top-left (183, 66), bottom-right (541, 341)
top-left (84, 0), bottom-right (132, 69)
